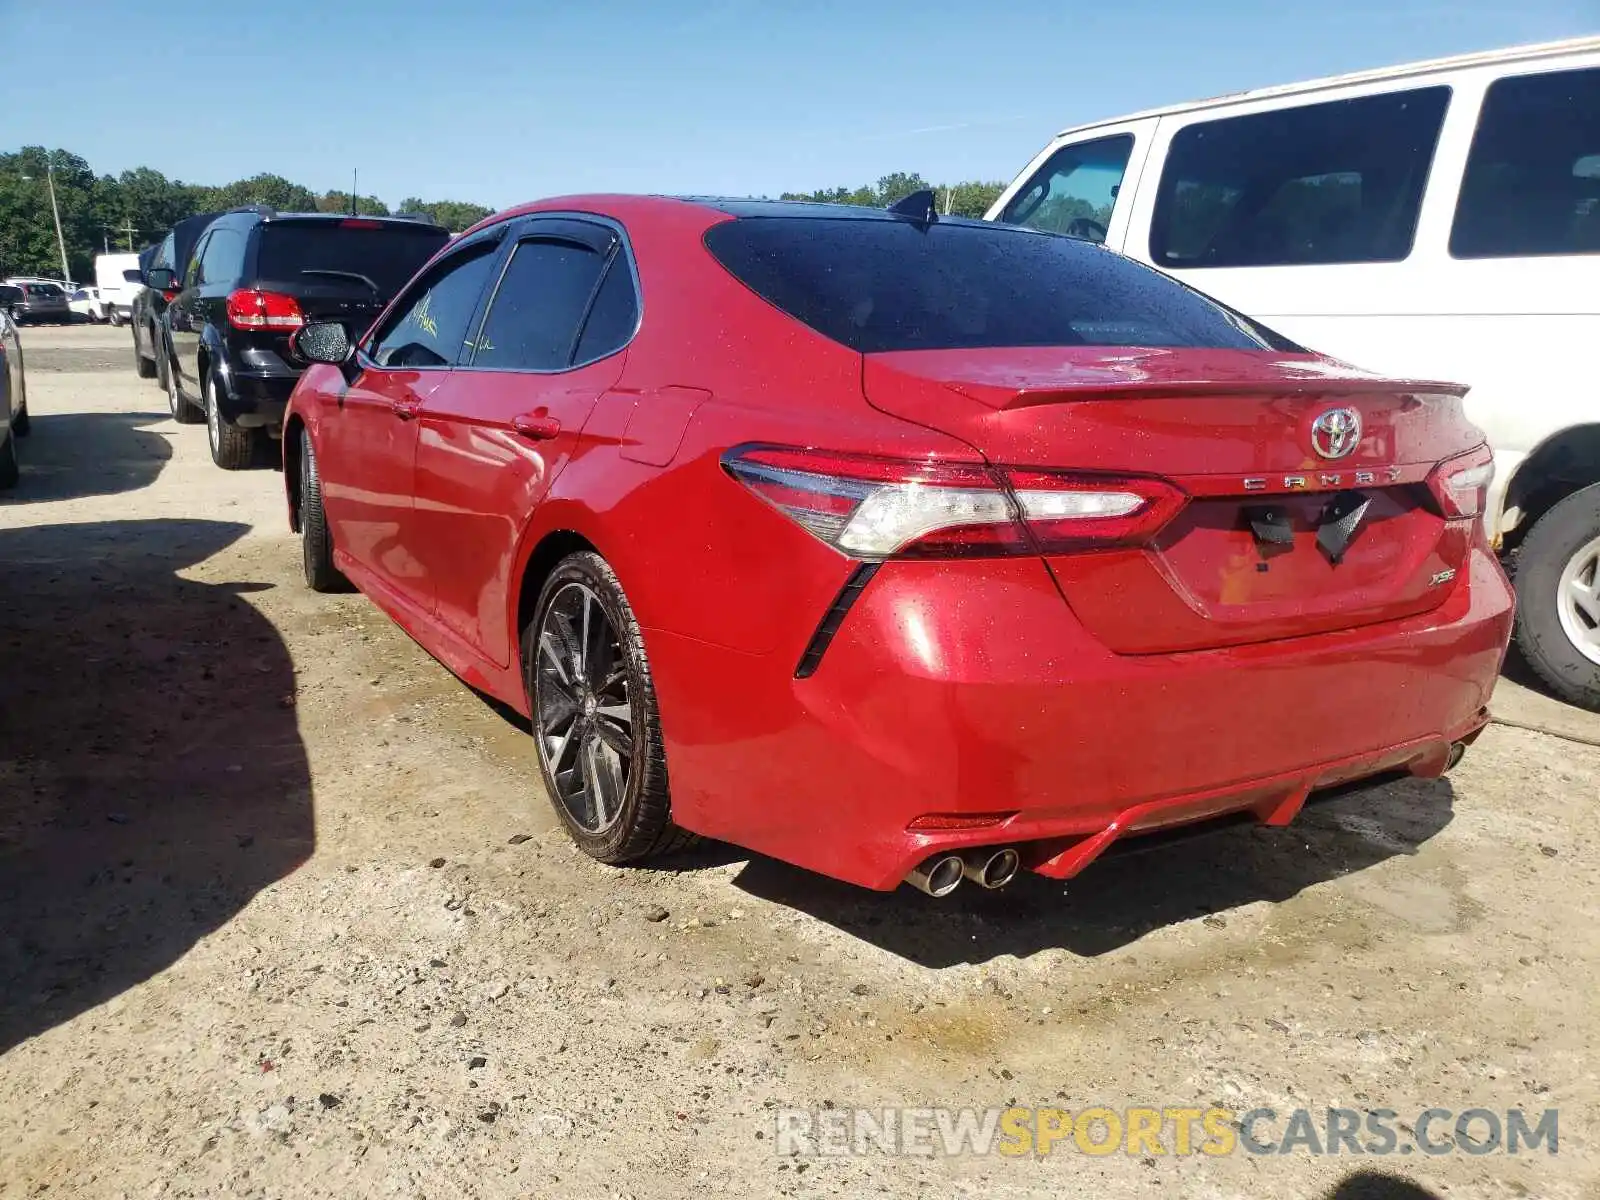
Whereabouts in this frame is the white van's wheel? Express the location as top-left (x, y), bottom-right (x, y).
top-left (1515, 483), bottom-right (1600, 711)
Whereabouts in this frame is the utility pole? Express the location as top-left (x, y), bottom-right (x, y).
top-left (352, 168), bottom-right (359, 216)
top-left (45, 161), bottom-right (71, 283)
top-left (124, 219), bottom-right (136, 252)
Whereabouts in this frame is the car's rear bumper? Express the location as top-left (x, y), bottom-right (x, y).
top-left (649, 543), bottom-right (1514, 890)
top-left (217, 351), bottom-right (300, 430)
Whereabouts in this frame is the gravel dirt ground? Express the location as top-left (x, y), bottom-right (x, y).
top-left (2, 324), bottom-right (1597, 1200)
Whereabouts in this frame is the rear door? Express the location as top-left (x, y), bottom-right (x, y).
top-left (169, 226), bottom-right (247, 394)
top-left (411, 217), bottom-right (637, 666)
top-left (318, 233), bottom-right (504, 601)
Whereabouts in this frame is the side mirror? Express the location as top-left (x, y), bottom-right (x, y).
top-left (145, 267), bottom-right (178, 291)
top-left (291, 321), bottom-right (354, 366)
top-left (122, 268), bottom-right (144, 284)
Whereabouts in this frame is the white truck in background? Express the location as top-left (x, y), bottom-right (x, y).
top-left (93, 252), bottom-right (145, 325)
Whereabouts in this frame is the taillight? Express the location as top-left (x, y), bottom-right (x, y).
top-left (721, 445), bottom-right (1186, 559)
top-left (227, 289), bottom-right (305, 330)
top-left (1427, 444), bottom-right (1495, 519)
top-left (339, 218), bottom-right (384, 229)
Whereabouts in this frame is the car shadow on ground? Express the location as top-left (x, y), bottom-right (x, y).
top-left (1323, 1170), bottom-right (1442, 1199)
top-left (727, 775), bottom-right (1454, 967)
top-left (3, 411), bottom-right (172, 505)
top-left (0, 519), bottom-right (314, 1054)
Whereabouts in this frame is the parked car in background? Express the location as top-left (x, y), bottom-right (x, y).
top-left (0, 285), bottom-right (30, 489)
top-left (131, 212), bottom-right (221, 394)
top-left (284, 195), bottom-right (1513, 896)
top-left (68, 286), bottom-right (103, 321)
top-left (149, 208), bottom-right (448, 468)
top-left (2, 279), bottom-right (71, 324)
top-left (93, 252), bottom-right (144, 325)
top-left (989, 34), bottom-right (1600, 707)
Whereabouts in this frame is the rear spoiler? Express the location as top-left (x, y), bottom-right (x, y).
top-left (980, 377), bottom-right (1471, 411)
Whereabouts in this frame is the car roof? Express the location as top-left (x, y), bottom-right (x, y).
top-left (455, 193), bottom-right (1010, 238)
top-left (1048, 33), bottom-right (1600, 140)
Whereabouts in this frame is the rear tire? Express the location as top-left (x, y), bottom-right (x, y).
top-left (0, 430), bottom-right (18, 490)
top-left (204, 371), bottom-right (256, 470)
top-left (522, 552), bottom-right (695, 864)
top-left (12, 403), bottom-right (29, 437)
top-left (108, 308), bottom-right (123, 327)
top-left (1514, 482), bottom-right (1600, 711)
top-left (299, 432), bottom-right (348, 592)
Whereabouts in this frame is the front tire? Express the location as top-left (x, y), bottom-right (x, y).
top-left (299, 432), bottom-right (348, 593)
top-left (166, 354), bottom-right (201, 423)
top-left (1515, 482), bottom-right (1600, 711)
top-left (135, 334), bottom-right (157, 379)
top-left (204, 371), bottom-right (257, 470)
top-left (12, 403), bottom-right (28, 437)
top-left (522, 552), bottom-right (692, 864)
top-left (0, 430), bottom-right (18, 490)
top-left (108, 308), bottom-right (123, 327)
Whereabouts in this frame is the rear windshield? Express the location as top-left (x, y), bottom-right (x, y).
top-left (703, 216), bottom-right (1293, 354)
top-left (256, 222), bottom-right (449, 299)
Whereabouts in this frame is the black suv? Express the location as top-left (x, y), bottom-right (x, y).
top-left (132, 210), bottom-right (221, 388)
top-left (148, 208), bottom-right (449, 468)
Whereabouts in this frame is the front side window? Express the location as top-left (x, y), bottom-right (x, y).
top-left (1151, 87), bottom-right (1451, 269)
top-left (472, 239), bottom-right (609, 371)
top-left (999, 134), bottom-right (1134, 243)
top-left (366, 242), bottom-right (500, 369)
top-left (185, 234), bottom-right (209, 288)
top-left (705, 216), bottom-right (1295, 354)
top-left (1451, 66), bottom-right (1600, 259)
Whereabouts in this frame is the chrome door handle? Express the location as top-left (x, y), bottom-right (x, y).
top-left (512, 413), bottom-right (561, 440)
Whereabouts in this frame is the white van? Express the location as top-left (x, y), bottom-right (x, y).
top-left (989, 35), bottom-right (1600, 708)
top-left (93, 252), bottom-right (145, 325)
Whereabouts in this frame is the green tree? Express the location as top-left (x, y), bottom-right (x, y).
top-left (397, 198), bottom-right (493, 232)
top-left (314, 189), bottom-right (391, 216)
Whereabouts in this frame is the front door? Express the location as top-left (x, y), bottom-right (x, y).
top-left (317, 234), bottom-right (505, 602)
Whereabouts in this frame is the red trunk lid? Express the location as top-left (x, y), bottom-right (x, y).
top-left (863, 347), bottom-right (1483, 654)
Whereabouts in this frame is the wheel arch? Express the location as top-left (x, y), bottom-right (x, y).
top-left (1501, 424), bottom-right (1600, 552)
top-left (513, 526), bottom-right (603, 651)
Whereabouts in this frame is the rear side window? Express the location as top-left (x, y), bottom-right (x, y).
top-left (998, 134), bottom-right (1134, 243)
top-left (367, 242), bottom-right (500, 368)
top-left (198, 228), bottom-right (247, 285)
top-left (1451, 67), bottom-right (1600, 259)
top-left (704, 217), bottom-right (1292, 354)
top-left (256, 222), bottom-right (449, 299)
top-left (573, 257), bottom-right (639, 362)
top-left (1150, 87), bottom-right (1451, 269)
top-left (472, 239), bottom-right (609, 371)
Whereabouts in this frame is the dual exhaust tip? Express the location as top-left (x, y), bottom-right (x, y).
top-left (905, 847), bottom-right (1020, 897)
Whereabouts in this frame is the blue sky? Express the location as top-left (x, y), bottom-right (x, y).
top-left (2, 0), bottom-right (1594, 208)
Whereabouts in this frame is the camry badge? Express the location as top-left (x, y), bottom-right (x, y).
top-left (1310, 408), bottom-right (1363, 460)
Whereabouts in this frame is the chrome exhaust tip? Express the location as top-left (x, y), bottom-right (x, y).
top-left (962, 847), bottom-right (1021, 889)
top-left (906, 853), bottom-right (965, 897)
top-left (1445, 742), bottom-right (1467, 770)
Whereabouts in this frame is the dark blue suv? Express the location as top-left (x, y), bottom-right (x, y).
top-left (149, 208), bottom-right (448, 468)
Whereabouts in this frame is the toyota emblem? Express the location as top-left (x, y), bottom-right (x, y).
top-left (1310, 408), bottom-right (1363, 460)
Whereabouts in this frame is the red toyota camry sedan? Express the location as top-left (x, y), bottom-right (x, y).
top-left (283, 194), bottom-right (1513, 896)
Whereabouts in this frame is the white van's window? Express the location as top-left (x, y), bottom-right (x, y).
top-left (1450, 66), bottom-right (1600, 259)
top-left (998, 135), bottom-right (1134, 244)
top-left (1150, 87), bottom-right (1450, 269)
